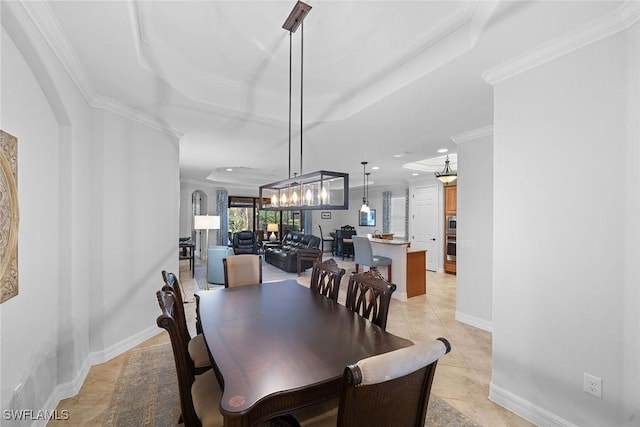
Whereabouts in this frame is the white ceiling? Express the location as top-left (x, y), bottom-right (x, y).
top-left (30, 0), bottom-right (625, 193)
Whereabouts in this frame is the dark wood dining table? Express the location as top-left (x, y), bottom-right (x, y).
top-left (198, 279), bottom-right (413, 427)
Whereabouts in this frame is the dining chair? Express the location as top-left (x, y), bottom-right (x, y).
top-left (295, 338), bottom-right (451, 427)
top-left (310, 258), bottom-right (346, 302)
top-left (223, 254), bottom-right (263, 287)
top-left (156, 290), bottom-right (223, 427)
top-left (160, 271), bottom-right (211, 374)
top-left (318, 225), bottom-right (334, 255)
top-left (335, 229), bottom-right (355, 260)
top-left (344, 270), bottom-right (396, 330)
top-left (352, 236), bottom-right (392, 282)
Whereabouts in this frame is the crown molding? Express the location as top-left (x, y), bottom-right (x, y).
top-left (20, 1), bottom-right (97, 105)
top-left (451, 125), bottom-right (493, 144)
top-left (20, 1), bottom-right (183, 141)
top-left (483, 1), bottom-right (640, 85)
top-left (91, 96), bottom-right (184, 140)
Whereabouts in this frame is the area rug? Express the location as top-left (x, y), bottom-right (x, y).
top-left (103, 343), bottom-right (480, 427)
top-left (102, 343), bottom-right (180, 426)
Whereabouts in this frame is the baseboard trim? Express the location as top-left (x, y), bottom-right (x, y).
top-left (455, 310), bottom-right (492, 332)
top-left (34, 325), bottom-right (163, 426)
top-left (489, 383), bottom-right (578, 427)
top-left (88, 325), bottom-right (161, 366)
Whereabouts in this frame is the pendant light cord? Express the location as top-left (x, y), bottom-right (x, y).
top-left (300, 20), bottom-right (304, 178)
top-left (288, 31), bottom-right (292, 179)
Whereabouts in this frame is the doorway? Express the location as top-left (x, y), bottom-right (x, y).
top-left (411, 185), bottom-right (439, 271)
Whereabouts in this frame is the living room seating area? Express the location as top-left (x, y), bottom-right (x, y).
top-left (264, 231), bottom-right (321, 273)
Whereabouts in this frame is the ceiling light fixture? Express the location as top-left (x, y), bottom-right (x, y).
top-left (259, 1), bottom-right (349, 211)
top-left (437, 148), bottom-right (448, 153)
top-left (435, 155), bottom-right (457, 184)
top-left (360, 161), bottom-right (370, 214)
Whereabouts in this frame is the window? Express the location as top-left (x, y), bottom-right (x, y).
top-left (228, 196), bottom-right (284, 240)
top-left (389, 196), bottom-right (406, 239)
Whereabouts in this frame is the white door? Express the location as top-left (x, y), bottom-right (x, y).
top-left (412, 185), bottom-right (439, 271)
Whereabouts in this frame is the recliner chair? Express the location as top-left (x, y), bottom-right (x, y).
top-left (232, 230), bottom-right (259, 255)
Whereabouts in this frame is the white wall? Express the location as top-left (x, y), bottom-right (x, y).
top-left (1, 4), bottom-right (181, 419)
top-left (1, 26), bottom-right (63, 415)
top-left (456, 135), bottom-right (493, 331)
top-left (491, 25), bottom-right (639, 426)
top-left (309, 183), bottom-right (408, 238)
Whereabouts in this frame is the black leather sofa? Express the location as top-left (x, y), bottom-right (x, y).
top-left (264, 232), bottom-right (321, 273)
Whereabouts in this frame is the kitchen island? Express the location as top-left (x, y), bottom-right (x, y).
top-left (369, 238), bottom-right (426, 300)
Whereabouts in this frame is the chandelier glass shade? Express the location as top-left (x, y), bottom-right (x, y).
top-left (260, 170), bottom-right (349, 211)
top-left (435, 155), bottom-right (457, 184)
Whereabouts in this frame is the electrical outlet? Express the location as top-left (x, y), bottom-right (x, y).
top-left (13, 382), bottom-right (23, 411)
top-left (583, 373), bottom-right (602, 398)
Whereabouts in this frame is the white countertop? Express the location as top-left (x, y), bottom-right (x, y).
top-left (369, 238), bottom-right (410, 246)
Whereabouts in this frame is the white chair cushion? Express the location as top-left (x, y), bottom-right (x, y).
top-left (188, 333), bottom-right (212, 369)
top-left (192, 369), bottom-right (224, 427)
top-left (357, 340), bottom-right (447, 385)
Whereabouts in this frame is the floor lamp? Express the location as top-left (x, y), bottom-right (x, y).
top-left (194, 215), bottom-right (220, 291)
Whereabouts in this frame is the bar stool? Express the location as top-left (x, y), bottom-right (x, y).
top-left (352, 236), bottom-right (392, 282)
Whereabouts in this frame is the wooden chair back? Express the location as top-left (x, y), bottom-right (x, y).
top-left (223, 255), bottom-right (263, 287)
top-left (310, 258), bottom-right (346, 302)
top-left (335, 338), bottom-right (451, 427)
top-left (156, 290), bottom-right (200, 427)
top-left (162, 270), bottom-right (184, 302)
top-left (161, 271), bottom-right (192, 342)
top-left (345, 270), bottom-right (396, 330)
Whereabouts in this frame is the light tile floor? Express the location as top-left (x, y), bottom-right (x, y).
top-left (49, 257), bottom-right (533, 426)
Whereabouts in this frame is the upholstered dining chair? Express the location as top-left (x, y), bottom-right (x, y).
top-left (223, 255), bottom-right (263, 287)
top-left (160, 271), bottom-right (211, 374)
top-left (318, 225), bottom-right (334, 255)
top-left (352, 236), bottom-right (392, 282)
top-left (310, 258), bottom-right (346, 302)
top-left (344, 270), bottom-right (396, 330)
top-left (295, 338), bottom-right (451, 427)
top-left (156, 290), bottom-right (223, 427)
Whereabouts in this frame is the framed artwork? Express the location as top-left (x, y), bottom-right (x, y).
top-left (0, 130), bottom-right (19, 303)
top-left (359, 209), bottom-right (376, 227)
top-left (321, 212), bottom-right (331, 219)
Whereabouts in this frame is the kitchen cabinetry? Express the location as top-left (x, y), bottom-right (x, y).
top-left (444, 184), bottom-right (457, 274)
top-left (445, 184), bottom-right (457, 214)
top-left (406, 248), bottom-right (426, 298)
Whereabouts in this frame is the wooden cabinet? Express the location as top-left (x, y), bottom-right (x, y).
top-left (445, 184), bottom-right (457, 214)
top-left (444, 184), bottom-right (457, 275)
top-left (406, 249), bottom-right (426, 298)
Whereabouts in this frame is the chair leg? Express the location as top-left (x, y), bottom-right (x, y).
top-left (387, 265), bottom-right (392, 283)
top-left (355, 263), bottom-right (359, 273)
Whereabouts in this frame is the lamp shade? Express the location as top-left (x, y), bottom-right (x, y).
top-left (194, 215), bottom-right (220, 230)
top-left (267, 223), bottom-right (279, 232)
top-left (435, 156), bottom-right (457, 184)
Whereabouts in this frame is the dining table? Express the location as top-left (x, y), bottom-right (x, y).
top-left (198, 279), bottom-right (413, 427)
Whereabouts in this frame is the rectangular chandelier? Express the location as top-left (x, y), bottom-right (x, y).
top-left (259, 170), bottom-right (349, 211)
